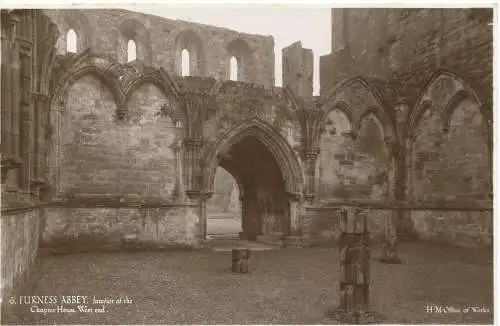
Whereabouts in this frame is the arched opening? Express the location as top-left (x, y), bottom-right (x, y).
top-left (206, 167), bottom-right (242, 239)
top-left (181, 49), bottom-right (190, 76)
top-left (208, 135), bottom-right (291, 241)
top-left (229, 56), bottom-right (238, 81)
top-left (226, 38), bottom-right (253, 82)
top-left (66, 29), bottom-right (77, 53)
top-left (127, 39), bottom-right (137, 62)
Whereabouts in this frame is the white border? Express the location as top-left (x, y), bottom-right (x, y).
top-left (1, 3), bottom-right (496, 326)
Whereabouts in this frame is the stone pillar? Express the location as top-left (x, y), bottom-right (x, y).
top-left (380, 139), bottom-right (403, 264)
top-left (18, 34), bottom-right (33, 192)
top-left (31, 92), bottom-right (48, 188)
top-left (238, 194), bottom-right (245, 239)
top-left (1, 11), bottom-right (22, 187)
top-left (172, 139), bottom-right (185, 201)
top-left (327, 207), bottom-right (380, 324)
top-left (183, 138), bottom-right (203, 197)
top-left (232, 249), bottom-right (251, 273)
top-left (287, 191), bottom-right (302, 236)
top-left (1, 21), bottom-right (12, 161)
top-left (303, 147), bottom-right (320, 204)
top-left (10, 14), bottom-right (21, 168)
top-left (47, 99), bottom-right (64, 200)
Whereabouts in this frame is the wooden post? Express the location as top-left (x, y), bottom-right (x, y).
top-left (326, 207), bottom-right (381, 324)
top-left (232, 249), bottom-right (251, 273)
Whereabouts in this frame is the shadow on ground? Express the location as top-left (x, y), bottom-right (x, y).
top-left (6, 242), bottom-right (494, 325)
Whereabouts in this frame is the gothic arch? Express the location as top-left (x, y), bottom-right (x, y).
top-left (36, 14), bottom-right (60, 96)
top-left (123, 70), bottom-right (181, 105)
top-left (117, 17), bottom-right (153, 65)
top-left (355, 106), bottom-right (394, 142)
top-left (226, 37), bottom-right (254, 82)
top-left (202, 118), bottom-right (304, 197)
top-left (405, 70), bottom-right (488, 142)
top-left (441, 90), bottom-right (478, 133)
top-left (320, 75), bottom-right (396, 142)
top-left (170, 27), bottom-right (207, 76)
top-left (319, 100), bottom-right (355, 137)
top-left (52, 64), bottom-right (125, 109)
top-left (60, 10), bottom-right (93, 53)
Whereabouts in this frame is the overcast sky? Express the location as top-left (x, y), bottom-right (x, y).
top-left (124, 4), bottom-right (332, 95)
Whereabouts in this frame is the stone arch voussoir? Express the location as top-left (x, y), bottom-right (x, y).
top-left (321, 76), bottom-right (397, 143)
top-left (405, 70), bottom-right (485, 142)
top-left (202, 118), bottom-right (304, 197)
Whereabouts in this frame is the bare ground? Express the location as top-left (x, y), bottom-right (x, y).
top-left (10, 242), bottom-right (494, 325)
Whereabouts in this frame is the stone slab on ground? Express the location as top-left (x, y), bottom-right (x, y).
top-left (203, 239), bottom-right (280, 252)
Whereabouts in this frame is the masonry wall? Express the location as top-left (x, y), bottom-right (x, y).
top-left (43, 9), bottom-right (275, 88)
top-left (302, 207), bottom-right (492, 247)
top-left (316, 112), bottom-right (390, 202)
top-left (321, 8), bottom-right (493, 99)
top-left (0, 209), bottom-right (40, 322)
top-left (315, 8), bottom-right (493, 247)
top-left (1, 9), bottom-right (60, 323)
top-left (55, 75), bottom-right (180, 197)
top-left (410, 98), bottom-right (490, 201)
top-left (41, 206), bottom-right (200, 252)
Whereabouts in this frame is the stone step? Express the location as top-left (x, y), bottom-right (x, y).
top-left (256, 235), bottom-right (310, 248)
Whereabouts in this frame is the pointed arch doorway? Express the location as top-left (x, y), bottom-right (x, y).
top-left (202, 119), bottom-right (304, 241)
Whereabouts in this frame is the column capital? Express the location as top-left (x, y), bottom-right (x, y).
top-left (31, 92), bottom-right (50, 102)
top-left (302, 146), bottom-right (321, 160)
top-left (183, 138), bottom-right (204, 148)
top-left (303, 192), bottom-right (315, 204)
top-left (286, 191), bottom-right (302, 202)
top-left (115, 106), bottom-right (128, 123)
top-left (185, 190), bottom-right (212, 201)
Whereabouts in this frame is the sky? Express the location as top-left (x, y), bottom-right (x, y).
top-left (123, 4), bottom-right (332, 95)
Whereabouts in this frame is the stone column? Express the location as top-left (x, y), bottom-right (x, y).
top-left (47, 99), bottom-right (64, 200)
top-left (183, 190), bottom-right (208, 243)
top-left (171, 137), bottom-right (184, 202)
top-left (327, 207), bottom-right (380, 324)
top-left (18, 34), bottom-right (33, 192)
top-left (302, 147), bottom-right (320, 204)
top-left (198, 192), bottom-right (212, 241)
top-left (32, 92), bottom-right (48, 188)
top-left (1, 11), bottom-right (21, 187)
top-left (183, 138), bottom-right (203, 197)
top-left (1, 22), bottom-right (12, 162)
top-left (380, 139), bottom-right (403, 264)
top-left (238, 194), bottom-right (245, 239)
top-left (287, 191), bottom-right (302, 236)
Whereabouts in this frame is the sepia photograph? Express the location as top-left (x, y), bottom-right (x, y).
top-left (0, 1), bottom-right (495, 324)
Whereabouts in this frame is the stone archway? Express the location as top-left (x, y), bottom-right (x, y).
top-left (202, 119), bottom-right (304, 241)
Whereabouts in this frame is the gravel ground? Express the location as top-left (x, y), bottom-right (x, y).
top-left (11, 242), bottom-right (493, 325)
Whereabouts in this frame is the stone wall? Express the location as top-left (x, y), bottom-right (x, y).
top-left (54, 75), bottom-right (180, 198)
top-left (316, 111), bottom-right (390, 202)
top-left (41, 205), bottom-right (200, 252)
top-left (315, 8), bottom-right (492, 248)
top-left (1, 9), bottom-right (60, 323)
top-left (409, 97), bottom-right (490, 201)
top-left (0, 209), bottom-right (40, 322)
top-left (320, 8), bottom-right (493, 99)
top-left (303, 206), bottom-right (492, 248)
top-left (43, 9), bottom-right (275, 88)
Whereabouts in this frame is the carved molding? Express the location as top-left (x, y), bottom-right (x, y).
top-left (308, 199), bottom-right (493, 212)
top-left (49, 194), bottom-right (185, 208)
